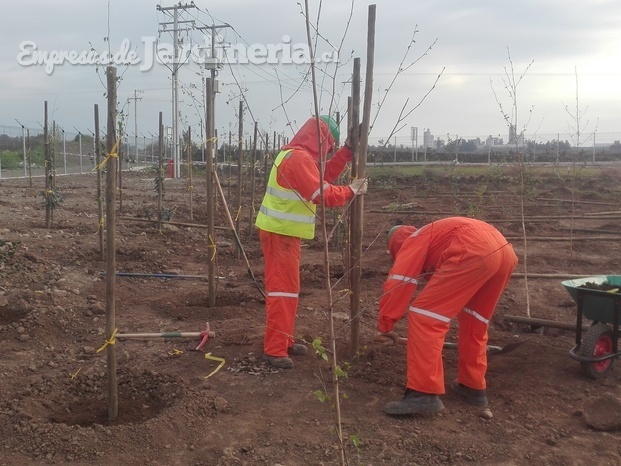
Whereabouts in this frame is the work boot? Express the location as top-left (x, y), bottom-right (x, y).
top-left (384, 389), bottom-right (444, 415)
top-left (263, 354), bottom-right (294, 369)
top-left (450, 380), bottom-right (488, 406)
top-left (287, 343), bottom-right (308, 356)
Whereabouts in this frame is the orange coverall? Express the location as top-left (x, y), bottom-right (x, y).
top-left (378, 217), bottom-right (518, 394)
top-left (260, 118), bottom-right (354, 357)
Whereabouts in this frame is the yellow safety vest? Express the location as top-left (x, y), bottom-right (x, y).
top-left (255, 150), bottom-right (317, 239)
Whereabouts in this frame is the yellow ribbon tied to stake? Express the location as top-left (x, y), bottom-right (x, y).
top-left (97, 328), bottom-right (118, 353)
top-left (95, 137), bottom-right (121, 171)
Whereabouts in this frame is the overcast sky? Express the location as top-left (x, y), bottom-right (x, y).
top-left (3, 0), bottom-right (620, 146)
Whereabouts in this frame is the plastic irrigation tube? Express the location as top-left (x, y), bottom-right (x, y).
top-left (114, 272), bottom-right (208, 279)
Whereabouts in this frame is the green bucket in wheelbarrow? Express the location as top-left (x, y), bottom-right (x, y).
top-left (561, 275), bottom-right (621, 379)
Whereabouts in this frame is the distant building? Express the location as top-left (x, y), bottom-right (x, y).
top-left (486, 135), bottom-right (504, 146)
top-left (423, 128), bottom-right (434, 148)
top-left (508, 124), bottom-right (524, 146)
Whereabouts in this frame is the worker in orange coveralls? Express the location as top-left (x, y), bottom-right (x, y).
top-left (377, 217), bottom-right (518, 414)
top-left (255, 116), bottom-right (368, 369)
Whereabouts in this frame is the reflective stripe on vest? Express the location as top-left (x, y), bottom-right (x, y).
top-left (255, 149), bottom-right (317, 239)
top-left (259, 205), bottom-right (315, 224)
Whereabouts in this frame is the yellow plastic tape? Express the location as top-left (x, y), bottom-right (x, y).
top-left (95, 138), bottom-right (121, 171)
top-left (96, 328), bottom-right (118, 353)
top-left (168, 348), bottom-right (184, 356)
top-left (208, 234), bottom-right (217, 261)
top-left (204, 352), bottom-right (225, 379)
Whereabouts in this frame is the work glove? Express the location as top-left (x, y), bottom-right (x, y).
top-left (349, 177), bottom-right (368, 196)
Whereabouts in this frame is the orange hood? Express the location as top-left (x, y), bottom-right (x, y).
top-left (282, 117), bottom-right (335, 161)
top-left (388, 225), bottom-right (417, 260)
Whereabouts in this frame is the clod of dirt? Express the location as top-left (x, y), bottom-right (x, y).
top-left (579, 282), bottom-right (621, 293)
top-left (583, 394), bottom-right (621, 431)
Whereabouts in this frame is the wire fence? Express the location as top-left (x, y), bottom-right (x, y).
top-left (2, 123), bottom-right (621, 180)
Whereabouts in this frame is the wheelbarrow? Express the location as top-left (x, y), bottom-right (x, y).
top-left (561, 275), bottom-right (621, 379)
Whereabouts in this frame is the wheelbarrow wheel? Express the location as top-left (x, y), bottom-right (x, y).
top-left (579, 322), bottom-right (615, 379)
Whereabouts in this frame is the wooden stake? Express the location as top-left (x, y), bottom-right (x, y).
top-left (94, 104), bottom-right (104, 260)
top-left (104, 66), bottom-right (118, 422)
top-left (236, 100), bottom-right (243, 258)
top-left (350, 4), bottom-right (376, 357)
top-left (206, 78), bottom-right (216, 307)
top-left (348, 59), bottom-right (361, 357)
top-left (158, 113), bottom-right (164, 232)
top-left (44, 101), bottom-right (51, 228)
top-left (248, 121), bottom-right (258, 237)
top-left (117, 130), bottom-right (123, 213)
top-left (188, 126), bottom-right (193, 220)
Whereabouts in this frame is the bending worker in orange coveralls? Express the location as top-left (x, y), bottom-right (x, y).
top-left (255, 116), bottom-right (368, 369)
top-left (377, 217), bottom-right (518, 414)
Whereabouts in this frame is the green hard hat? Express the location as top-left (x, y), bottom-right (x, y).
top-left (387, 225), bottom-right (402, 245)
top-left (319, 115), bottom-right (340, 143)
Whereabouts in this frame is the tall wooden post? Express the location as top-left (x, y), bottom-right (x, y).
top-left (350, 4), bottom-right (376, 357)
top-left (27, 128), bottom-right (32, 188)
top-left (94, 104), bottom-right (104, 260)
top-left (104, 66), bottom-right (119, 422)
top-left (349, 59), bottom-right (362, 357)
top-left (236, 100), bottom-right (243, 257)
top-left (157, 113), bottom-right (164, 232)
top-left (187, 126), bottom-right (193, 220)
top-left (117, 129), bottom-right (124, 213)
top-left (227, 130), bottom-right (232, 200)
top-left (248, 121), bottom-right (258, 237)
top-left (44, 101), bottom-right (51, 228)
top-left (264, 132), bottom-right (269, 188)
top-left (206, 78), bottom-right (216, 307)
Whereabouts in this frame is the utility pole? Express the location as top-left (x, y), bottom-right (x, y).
top-left (157, 2), bottom-right (196, 178)
top-left (196, 22), bottom-right (231, 170)
top-left (128, 90), bottom-right (143, 165)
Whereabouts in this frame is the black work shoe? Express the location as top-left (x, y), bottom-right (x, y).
top-left (263, 354), bottom-right (294, 369)
top-left (287, 343), bottom-right (308, 356)
top-left (450, 380), bottom-right (488, 406)
top-left (384, 389), bottom-right (444, 415)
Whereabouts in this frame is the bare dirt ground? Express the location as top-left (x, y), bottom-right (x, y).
top-left (2, 164), bottom-right (621, 466)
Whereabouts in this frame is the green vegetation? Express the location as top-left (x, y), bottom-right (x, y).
top-left (367, 164), bottom-right (618, 181)
top-left (0, 150), bottom-right (22, 169)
